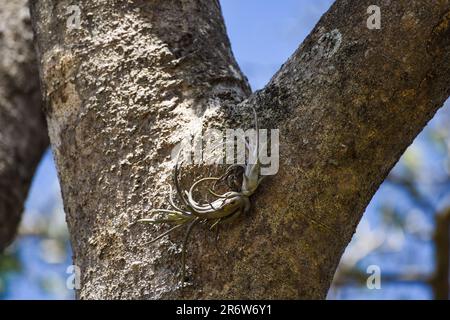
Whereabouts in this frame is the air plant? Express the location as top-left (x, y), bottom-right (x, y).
top-left (139, 108), bottom-right (264, 286)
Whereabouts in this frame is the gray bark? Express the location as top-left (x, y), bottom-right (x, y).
top-left (30, 0), bottom-right (450, 299)
top-left (0, 0), bottom-right (48, 251)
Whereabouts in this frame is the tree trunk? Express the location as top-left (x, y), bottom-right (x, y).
top-left (30, 0), bottom-right (450, 299)
top-left (0, 0), bottom-right (48, 251)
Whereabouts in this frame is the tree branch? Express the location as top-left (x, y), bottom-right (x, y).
top-left (432, 208), bottom-right (450, 299)
top-left (0, 0), bottom-right (48, 251)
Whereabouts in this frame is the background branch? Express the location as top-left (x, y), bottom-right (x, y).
top-left (0, 0), bottom-right (48, 251)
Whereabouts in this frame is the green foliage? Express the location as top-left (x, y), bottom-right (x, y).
top-left (0, 250), bottom-right (21, 297)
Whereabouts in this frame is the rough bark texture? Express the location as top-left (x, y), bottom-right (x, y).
top-left (0, 0), bottom-right (48, 251)
top-left (30, 0), bottom-right (450, 299)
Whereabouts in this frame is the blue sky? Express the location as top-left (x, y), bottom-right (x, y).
top-left (221, 0), bottom-right (334, 90)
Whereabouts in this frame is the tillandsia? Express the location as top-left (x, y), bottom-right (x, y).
top-left (139, 108), bottom-right (265, 287)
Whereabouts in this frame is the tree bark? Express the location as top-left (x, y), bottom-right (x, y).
top-left (30, 0), bottom-right (450, 299)
top-left (0, 0), bottom-right (48, 251)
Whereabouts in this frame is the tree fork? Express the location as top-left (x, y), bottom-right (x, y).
top-left (30, 0), bottom-right (450, 299)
